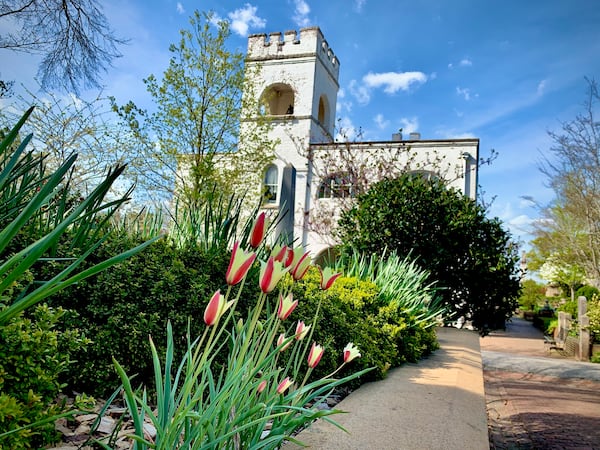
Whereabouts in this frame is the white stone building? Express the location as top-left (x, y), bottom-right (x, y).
top-left (243, 27), bottom-right (479, 259)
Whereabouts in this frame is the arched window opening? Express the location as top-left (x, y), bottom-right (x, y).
top-left (318, 95), bottom-right (329, 128)
top-left (261, 84), bottom-right (295, 116)
top-left (263, 164), bottom-right (279, 204)
top-left (318, 173), bottom-right (355, 199)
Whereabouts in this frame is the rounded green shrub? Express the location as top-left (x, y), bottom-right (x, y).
top-left (0, 305), bottom-right (89, 449)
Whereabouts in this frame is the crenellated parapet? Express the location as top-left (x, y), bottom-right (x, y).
top-left (247, 26), bottom-right (339, 77)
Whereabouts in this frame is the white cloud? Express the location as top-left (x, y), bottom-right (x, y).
top-left (292, 0), bottom-right (311, 27)
top-left (335, 116), bottom-right (359, 142)
top-left (399, 117), bottom-right (419, 134)
top-left (374, 113), bottom-right (389, 130)
top-left (459, 58), bottom-right (472, 67)
top-left (456, 86), bottom-right (471, 101)
top-left (228, 4), bottom-right (266, 36)
top-left (336, 88), bottom-right (353, 113)
top-left (537, 79), bottom-right (547, 96)
top-left (176, 2), bottom-right (184, 14)
top-left (363, 71), bottom-right (428, 94)
top-left (354, 0), bottom-right (366, 12)
top-left (349, 79), bottom-right (371, 105)
top-left (448, 63), bottom-right (454, 69)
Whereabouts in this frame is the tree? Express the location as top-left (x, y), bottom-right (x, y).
top-left (0, 0), bottom-right (124, 93)
top-left (530, 79), bottom-right (600, 286)
top-left (337, 174), bottom-right (521, 335)
top-left (518, 279), bottom-right (546, 311)
top-left (0, 86), bottom-right (132, 197)
top-left (538, 255), bottom-right (586, 302)
top-left (112, 10), bottom-right (274, 208)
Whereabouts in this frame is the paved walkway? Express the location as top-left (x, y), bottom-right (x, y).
top-left (284, 327), bottom-right (489, 450)
top-left (480, 317), bottom-right (600, 449)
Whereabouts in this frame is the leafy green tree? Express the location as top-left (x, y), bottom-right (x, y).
top-left (518, 279), bottom-right (546, 311)
top-left (337, 174), bottom-right (521, 335)
top-left (112, 10), bottom-right (274, 208)
top-left (529, 79), bottom-right (600, 286)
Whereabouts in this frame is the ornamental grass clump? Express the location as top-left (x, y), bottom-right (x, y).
top-left (107, 212), bottom-right (370, 449)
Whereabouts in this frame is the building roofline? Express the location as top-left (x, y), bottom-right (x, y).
top-left (310, 138), bottom-right (480, 147)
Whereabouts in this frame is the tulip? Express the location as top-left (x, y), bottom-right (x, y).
top-left (257, 380), bottom-right (267, 394)
top-left (290, 251), bottom-right (312, 281)
top-left (295, 320), bottom-right (311, 340)
top-left (276, 376), bottom-right (294, 394)
top-left (307, 342), bottom-right (325, 368)
top-left (343, 342), bottom-right (361, 363)
top-left (277, 333), bottom-right (292, 352)
top-left (277, 293), bottom-right (298, 320)
top-left (226, 241), bottom-right (256, 286)
top-left (249, 212), bottom-right (267, 248)
top-left (203, 290), bottom-right (233, 326)
top-left (273, 245), bottom-right (294, 268)
top-left (259, 257), bottom-right (289, 293)
top-left (317, 266), bottom-right (342, 290)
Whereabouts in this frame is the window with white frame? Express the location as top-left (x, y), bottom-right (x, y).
top-left (263, 164), bottom-right (278, 204)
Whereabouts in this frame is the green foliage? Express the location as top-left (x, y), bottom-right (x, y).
top-left (52, 235), bottom-right (233, 397)
top-left (291, 268), bottom-right (438, 387)
top-left (576, 285), bottom-right (599, 301)
top-left (0, 107), bottom-right (156, 447)
top-left (0, 304), bottom-right (90, 449)
top-left (587, 296), bottom-right (600, 340)
top-left (557, 299), bottom-right (578, 318)
top-left (0, 107), bottom-right (159, 326)
top-left (337, 174), bottom-right (521, 335)
top-left (530, 80), bottom-right (600, 285)
top-left (337, 249), bottom-right (446, 327)
top-left (111, 10), bottom-right (274, 206)
top-left (518, 279), bottom-right (546, 311)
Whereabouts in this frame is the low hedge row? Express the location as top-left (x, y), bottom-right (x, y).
top-left (48, 234), bottom-right (438, 398)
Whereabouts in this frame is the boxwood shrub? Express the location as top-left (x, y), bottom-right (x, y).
top-left (51, 235), bottom-right (438, 398)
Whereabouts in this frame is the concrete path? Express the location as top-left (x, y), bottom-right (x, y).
top-left (480, 317), bottom-right (600, 449)
top-left (284, 327), bottom-right (489, 450)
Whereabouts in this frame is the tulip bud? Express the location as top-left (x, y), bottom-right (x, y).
top-left (226, 241), bottom-right (256, 286)
top-left (203, 290), bottom-right (232, 326)
top-left (276, 377), bottom-right (294, 394)
top-left (249, 212), bottom-right (267, 248)
top-left (277, 333), bottom-right (292, 352)
top-left (257, 380), bottom-right (267, 394)
top-left (273, 245), bottom-right (294, 268)
top-left (290, 250), bottom-right (312, 281)
top-left (277, 293), bottom-right (298, 320)
top-left (259, 257), bottom-right (289, 293)
top-left (317, 266), bottom-right (342, 290)
top-left (343, 342), bottom-right (361, 363)
top-left (307, 342), bottom-right (325, 368)
top-left (295, 320), bottom-right (310, 340)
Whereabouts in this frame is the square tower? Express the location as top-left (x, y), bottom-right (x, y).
top-left (244, 27), bottom-right (340, 248)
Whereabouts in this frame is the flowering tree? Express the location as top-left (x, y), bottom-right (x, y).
top-left (539, 255), bottom-right (586, 302)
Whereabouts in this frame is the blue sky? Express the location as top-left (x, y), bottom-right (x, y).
top-left (2, 0), bottom-right (600, 249)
